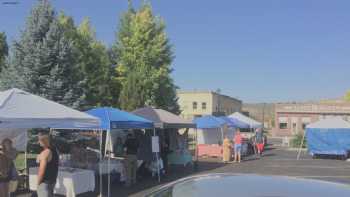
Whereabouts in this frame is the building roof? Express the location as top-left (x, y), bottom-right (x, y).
top-left (132, 107), bottom-right (196, 129)
top-left (275, 103), bottom-right (350, 114)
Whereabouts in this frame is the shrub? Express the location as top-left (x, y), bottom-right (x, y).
top-left (290, 132), bottom-right (307, 148)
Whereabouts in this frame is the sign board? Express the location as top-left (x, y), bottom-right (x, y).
top-left (152, 136), bottom-right (160, 153)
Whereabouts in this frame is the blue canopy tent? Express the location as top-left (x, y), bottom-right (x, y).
top-left (305, 117), bottom-right (350, 158)
top-left (194, 115), bottom-right (227, 144)
top-left (86, 107), bottom-right (153, 130)
top-left (86, 107), bottom-right (156, 197)
top-left (194, 115), bottom-right (226, 129)
top-left (218, 116), bottom-right (244, 140)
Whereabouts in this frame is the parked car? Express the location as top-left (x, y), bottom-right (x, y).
top-left (145, 173), bottom-right (350, 197)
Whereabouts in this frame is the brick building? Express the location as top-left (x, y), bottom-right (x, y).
top-left (273, 102), bottom-right (350, 137)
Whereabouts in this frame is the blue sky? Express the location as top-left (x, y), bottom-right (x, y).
top-left (1, 0), bottom-right (349, 103)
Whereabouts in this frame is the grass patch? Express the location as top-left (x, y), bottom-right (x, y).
top-left (290, 132), bottom-right (307, 148)
top-left (14, 153), bottom-right (37, 170)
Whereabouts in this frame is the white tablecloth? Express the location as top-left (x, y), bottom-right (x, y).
top-left (29, 167), bottom-right (95, 197)
top-left (99, 159), bottom-right (126, 181)
top-left (98, 158), bottom-right (144, 182)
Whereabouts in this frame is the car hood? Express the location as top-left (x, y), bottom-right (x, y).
top-left (145, 173), bottom-right (350, 197)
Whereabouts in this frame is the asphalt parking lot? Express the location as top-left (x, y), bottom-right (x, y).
top-left (116, 144), bottom-right (350, 197)
top-left (19, 143), bottom-right (350, 197)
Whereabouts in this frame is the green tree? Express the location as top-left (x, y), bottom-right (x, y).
top-left (345, 91), bottom-right (350, 102)
top-left (112, 2), bottom-right (179, 113)
top-left (0, 32), bottom-right (8, 72)
top-left (58, 14), bottom-right (119, 108)
top-left (0, 0), bottom-right (85, 109)
top-left (119, 70), bottom-right (146, 111)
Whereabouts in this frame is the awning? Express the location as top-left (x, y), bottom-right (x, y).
top-left (86, 107), bottom-right (154, 130)
top-left (0, 88), bottom-right (100, 129)
top-left (132, 107), bottom-right (196, 129)
top-left (194, 115), bottom-right (226, 129)
top-left (228, 112), bottom-right (262, 128)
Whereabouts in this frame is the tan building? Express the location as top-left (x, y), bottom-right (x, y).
top-left (177, 90), bottom-right (242, 120)
top-left (273, 102), bottom-right (350, 137)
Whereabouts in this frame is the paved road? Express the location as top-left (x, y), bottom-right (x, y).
top-left (18, 145), bottom-right (350, 197)
top-left (125, 146), bottom-right (350, 197)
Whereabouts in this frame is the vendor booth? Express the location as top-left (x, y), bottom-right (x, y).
top-left (194, 115), bottom-right (226, 157)
top-left (132, 107), bottom-right (196, 166)
top-left (306, 117), bottom-right (350, 158)
top-left (228, 112), bottom-right (262, 129)
top-left (86, 107), bottom-right (155, 197)
top-left (0, 88), bottom-right (101, 197)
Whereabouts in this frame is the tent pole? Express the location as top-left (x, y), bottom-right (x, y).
top-left (99, 129), bottom-right (103, 197)
top-left (24, 130), bottom-right (28, 189)
top-left (153, 128), bottom-right (160, 182)
top-left (297, 130), bottom-right (306, 160)
top-left (221, 127), bottom-right (224, 144)
top-left (107, 130), bottom-right (111, 197)
top-left (195, 128), bottom-right (198, 162)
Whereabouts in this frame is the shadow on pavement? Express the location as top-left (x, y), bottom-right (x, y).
top-left (264, 146), bottom-right (276, 151)
top-left (261, 153), bottom-right (276, 157)
top-left (112, 161), bottom-right (225, 197)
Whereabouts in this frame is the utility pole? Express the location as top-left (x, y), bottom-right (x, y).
top-left (216, 88), bottom-right (221, 116)
top-left (262, 103), bottom-right (266, 130)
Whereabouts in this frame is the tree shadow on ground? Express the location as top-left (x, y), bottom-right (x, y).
top-left (264, 146), bottom-right (276, 151)
top-left (261, 153), bottom-right (276, 157)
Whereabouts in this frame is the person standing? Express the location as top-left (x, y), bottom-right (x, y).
top-left (222, 136), bottom-right (232, 163)
top-left (114, 137), bottom-right (124, 157)
top-left (234, 129), bottom-right (242, 163)
top-left (2, 139), bottom-right (17, 161)
top-left (255, 128), bottom-right (265, 156)
top-left (123, 133), bottom-right (139, 187)
top-left (36, 133), bottom-right (59, 197)
top-left (0, 146), bottom-right (11, 197)
top-left (2, 139), bottom-right (18, 196)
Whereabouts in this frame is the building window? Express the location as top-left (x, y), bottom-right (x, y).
top-left (202, 102), bottom-right (206, 110)
top-left (292, 123), bottom-right (297, 133)
top-left (193, 102), bottom-right (197, 110)
top-left (279, 123), bottom-right (288, 129)
top-left (302, 123), bottom-right (307, 130)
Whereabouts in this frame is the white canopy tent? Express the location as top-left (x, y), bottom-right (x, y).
top-left (0, 88), bottom-right (102, 196)
top-left (228, 112), bottom-right (262, 129)
top-left (0, 88), bottom-right (100, 129)
top-left (306, 117), bottom-right (350, 129)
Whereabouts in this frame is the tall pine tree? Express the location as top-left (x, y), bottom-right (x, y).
top-left (0, 32), bottom-right (8, 73)
top-left (0, 0), bottom-right (85, 109)
top-left (112, 2), bottom-right (179, 113)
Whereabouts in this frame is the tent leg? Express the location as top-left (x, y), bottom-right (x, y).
top-left (107, 130), bottom-right (111, 197)
top-left (194, 128), bottom-right (198, 171)
top-left (99, 129), bottom-right (103, 197)
top-left (24, 130), bottom-right (28, 189)
top-left (221, 127), bottom-right (223, 143)
top-left (153, 128), bottom-right (161, 182)
top-left (195, 128), bottom-right (198, 162)
top-left (297, 130), bottom-right (306, 160)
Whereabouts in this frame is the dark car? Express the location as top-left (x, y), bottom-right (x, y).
top-left (145, 173), bottom-right (350, 197)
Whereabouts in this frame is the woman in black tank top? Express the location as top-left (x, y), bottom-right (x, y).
top-left (42, 146), bottom-right (59, 184)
